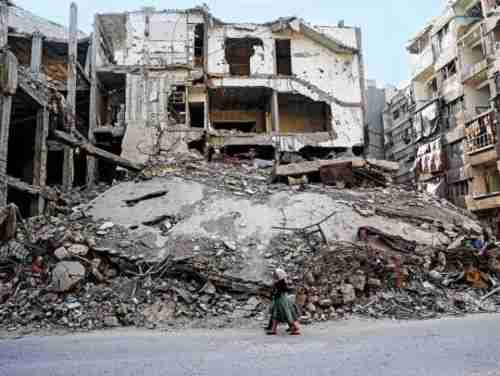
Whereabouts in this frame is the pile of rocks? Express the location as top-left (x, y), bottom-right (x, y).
top-left (293, 241), bottom-right (500, 322)
top-left (2, 155), bottom-right (500, 335)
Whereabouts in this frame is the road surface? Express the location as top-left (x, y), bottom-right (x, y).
top-left (1, 315), bottom-right (500, 376)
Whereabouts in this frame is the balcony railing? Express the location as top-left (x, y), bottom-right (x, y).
top-left (462, 59), bottom-right (489, 84)
top-left (467, 132), bottom-right (496, 152)
top-left (409, 45), bottom-right (435, 79)
top-left (465, 110), bottom-right (497, 153)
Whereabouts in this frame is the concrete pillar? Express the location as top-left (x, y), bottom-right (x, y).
top-left (62, 2), bottom-right (77, 191)
top-left (204, 90), bottom-right (210, 130)
top-left (0, 0), bottom-right (7, 47)
top-left (0, 0), bottom-right (10, 206)
top-left (31, 108), bottom-right (49, 215)
top-left (87, 15), bottom-right (99, 188)
top-left (271, 90), bottom-right (280, 133)
top-left (30, 32), bottom-right (43, 76)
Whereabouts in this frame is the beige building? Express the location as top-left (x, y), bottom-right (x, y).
top-left (384, 0), bottom-right (500, 234)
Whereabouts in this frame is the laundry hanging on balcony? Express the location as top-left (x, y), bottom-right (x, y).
top-left (415, 137), bottom-right (445, 175)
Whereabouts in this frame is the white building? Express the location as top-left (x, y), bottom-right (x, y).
top-left (93, 7), bottom-right (366, 162)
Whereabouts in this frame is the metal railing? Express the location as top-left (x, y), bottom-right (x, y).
top-left (466, 132), bottom-right (496, 152)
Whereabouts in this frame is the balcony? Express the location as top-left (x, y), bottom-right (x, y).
top-left (466, 191), bottom-right (500, 211)
top-left (409, 46), bottom-right (435, 81)
top-left (465, 110), bottom-right (497, 164)
top-left (462, 59), bottom-right (489, 86)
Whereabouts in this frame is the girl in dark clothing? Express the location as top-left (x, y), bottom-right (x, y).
top-left (266, 269), bottom-right (301, 335)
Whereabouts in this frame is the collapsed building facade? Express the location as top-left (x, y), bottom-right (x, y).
top-left (0, 2), bottom-right (367, 218)
top-left (0, 1), bottom-right (95, 218)
top-left (95, 7), bottom-right (366, 163)
top-left (383, 0), bottom-right (500, 235)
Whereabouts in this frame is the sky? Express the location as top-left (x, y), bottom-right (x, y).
top-left (13, 0), bottom-right (442, 86)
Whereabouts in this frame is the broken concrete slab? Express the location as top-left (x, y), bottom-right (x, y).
top-left (51, 261), bottom-right (85, 292)
top-left (86, 175), bottom-right (480, 284)
top-left (273, 158), bottom-right (399, 178)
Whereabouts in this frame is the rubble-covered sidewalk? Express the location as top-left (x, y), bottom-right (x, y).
top-left (1, 154), bottom-right (500, 334)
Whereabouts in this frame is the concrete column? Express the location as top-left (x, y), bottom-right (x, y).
top-left (31, 108), bottom-right (49, 214)
top-left (204, 90), bottom-right (210, 130)
top-left (185, 86), bottom-right (190, 127)
top-left (271, 90), bottom-right (280, 133)
top-left (62, 2), bottom-right (77, 191)
top-left (30, 32), bottom-right (43, 76)
top-left (0, 0), bottom-right (10, 206)
top-left (87, 15), bottom-right (98, 187)
top-left (0, 0), bottom-right (7, 47)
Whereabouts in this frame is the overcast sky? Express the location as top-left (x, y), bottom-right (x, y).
top-left (13, 0), bottom-right (442, 86)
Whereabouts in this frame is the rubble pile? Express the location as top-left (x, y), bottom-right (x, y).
top-left (2, 155), bottom-right (500, 334)
top-left (295, 241), bottom-right (500, 322)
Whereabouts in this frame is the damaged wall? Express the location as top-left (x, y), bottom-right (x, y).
top-left (209, 76), bottom-right (364, 146)
top-left (207, 24), bottom-right (362, 105)
top-left (98, 10), bottom-right (205, 68)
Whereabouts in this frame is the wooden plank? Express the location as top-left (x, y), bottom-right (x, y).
top-left (62, 2), bottom-right (77, 191)
top-left (52, 130), bottom-right (143, 171)
top-left (87, 15), bottom-right (98, 188)
top-left (31, 108), bottom-right (49, 215)
top-left (5, 175), bottom-right (42, 196)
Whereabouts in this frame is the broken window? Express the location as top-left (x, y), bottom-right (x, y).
top-left (276, 39), bottom-right (292, 75)
top-left (278, 93), bottom-right (330, 133)
top-left (427, 77), bottom-right (438, 95)
top-left (194, 24), bottom-right (204, 67)
top-left (189, 102), bottom-right (205, 128)
top-left (209, 87), bottom-right (270, 133)
top-left (168, 86), bottom-right (186, 125)
top-left (225, 38), bottom-right (263, 76)
top-left (441, 60), bottom-right (457, 81)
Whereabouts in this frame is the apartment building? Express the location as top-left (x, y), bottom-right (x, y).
top-left (94, 8), bottom-right (366, 163)
top-left (0, 1), bottom-right (367, 217)
top-left (383, 0), bottom-right (500, 234)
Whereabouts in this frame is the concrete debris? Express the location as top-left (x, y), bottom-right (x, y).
top-left (0, 204), bottom-right (17, 242)
top-left (67, 244), bottom-right (89, 257)
top-left (51, 262), bottom-right (86, 292)
top-left (1, 154), bottom-right (500, 334)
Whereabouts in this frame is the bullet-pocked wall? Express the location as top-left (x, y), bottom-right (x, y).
top-left (206, 22), bottom-right (364, 146)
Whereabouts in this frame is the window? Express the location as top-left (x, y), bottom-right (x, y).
top-left (434, 23), bottom-right (450, 55)
top-left (441, 60), bottom-right (457, 81)
top-left (427, 78), bottom-right (438, 95)
top-left (444, 97), bottom-right (464, 130)
top-left (450, 181), bottom-right (469, 199)
top-left (225, 38), bottom-right (264, 76)
top-left (276, 39), bottom-right (292, 75)
top-left (194, 24), bottom-right (204, 67)
top-left (447, 140), bottom-right (465, 169)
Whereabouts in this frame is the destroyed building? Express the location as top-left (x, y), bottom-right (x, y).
top-left (0, 1), bottom-right (96, 218)
top-left (94, 7), bottom-right (366, 163)
top-left (383, 0), bottom-right (500, 235)
top-left (0, 2), bottom-right (367, 218)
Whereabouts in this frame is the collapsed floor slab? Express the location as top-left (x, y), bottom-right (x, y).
top-left (85, 175), bottom-right (482, 282)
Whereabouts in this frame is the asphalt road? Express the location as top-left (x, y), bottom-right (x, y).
top-left (1, 315), bottom-right (500, 376)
